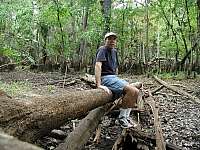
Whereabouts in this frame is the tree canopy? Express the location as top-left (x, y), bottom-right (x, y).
top-left (0, 0), bottom-right (199, 74)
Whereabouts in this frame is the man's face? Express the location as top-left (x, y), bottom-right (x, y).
top-left (105, 36), bottom-right (117, 48)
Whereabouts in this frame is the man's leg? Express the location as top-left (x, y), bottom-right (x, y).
top-left (116, 108), bottom-right (133, 128)
top-left (122, 84), bottom-right (139, 108)
top-left (118, 84), bottom-right (139, 127)
top-left (101, 76), bottom-right (138, 128)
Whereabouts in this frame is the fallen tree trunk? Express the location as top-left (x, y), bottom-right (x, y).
top-left (146, 95), bottom-right (166, 150)
top-left (0, 89), bottom-right (112, 143)
top-left (55, 105), bottom-right (110, 150)
top-left (153, 75), bottom-right (200, 103)
top-left (0, 131), bottom-right (43, 150)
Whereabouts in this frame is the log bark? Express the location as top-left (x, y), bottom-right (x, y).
top-left (55, 105), bottom-right (110, 150)
top-left (0, 131), bottom-right (43, 150)
top-left (0, 89), bottom-right (112, 143)
top-left (153, 75), bottom-right (200, 103)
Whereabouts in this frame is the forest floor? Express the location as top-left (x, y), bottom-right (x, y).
top-left (0, 69), bottom-right (200, 150)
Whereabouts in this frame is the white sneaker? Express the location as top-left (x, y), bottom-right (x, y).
top-left (126, 117), bottom-right (138, 128)
top-left (115, 117), bottom-right (133, 128)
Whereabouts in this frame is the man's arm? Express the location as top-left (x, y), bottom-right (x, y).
top-left (95, 62), bottom-right (102, 87)
top-left (95, 61), bottom-right (111, 94)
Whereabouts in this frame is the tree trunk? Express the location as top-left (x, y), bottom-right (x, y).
top-left (53, 0), bottom-right (65, 56)
top-left (120, 2), bottom-right (125, 65)
top-left (145, 0), bottom-right (150, 62)
top-left (40, 23), bottom-right (48, 64)
top-left (197, 0), bottom-right (200, 70)
top-left (31, 0), bottom-right (39, 62)
top-left (79, 6), bottom-right (89, 70)
top-left (100, 0), bottom-right (111, 33)
top-left (156, 26), bottom-right (161, 73)
top-left (141, 31), bottom-right (146, 65)
top-left (0, 89), bottom-right (112, 143)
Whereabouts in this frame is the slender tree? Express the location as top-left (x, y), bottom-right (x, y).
top-left (78, 6), bottom-right (89, 70)
top-left (196, 0), bottom-right (200, 70)
top-left (53, 0), bottom-right (65, 56)
top-left (100, 0), bottom-right (111, 34)
top-left (145, 0), bottom-right (150, 62)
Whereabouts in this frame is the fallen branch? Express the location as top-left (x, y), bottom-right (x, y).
top-left (151, 85), bottom-right (164, 95)
top-left (146, 95), bottom-right (166, 150)
top-left (55, 105), bottom-right (110, 150)
top-left (93, 124), bottom-right (102, 143)
top-left (0, 63), bottom-right (16, 69)
top-left (80, 74), bottom-right (96, 88)
top-left (105, 97), bottom-right (123, 115)
top-left (153, 75), bottom-right (200, 103)
top-left (154, 92), bottom-right (169, 99)
top-left (36, 78), bottom-right (78, 86)
top-left (171, 84), bottom-right (188, 89)
top-left (172, 84), bottom-right (193, 93)
top-left (80, 73), bottom-right (95, 84)
top-left (61, 80), bottom-right (78, 87)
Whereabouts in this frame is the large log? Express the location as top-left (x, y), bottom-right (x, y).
top-left (0, 131), bottom-right (43, 150)
top-left (0, 89), bottom-right (112, 143)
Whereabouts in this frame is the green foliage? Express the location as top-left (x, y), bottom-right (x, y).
top-left (157, 72), bottom-right (174, 79)
top-left (39, 2), bottom-right (70, 26)
top-left (0, 0), bottom-right (199, 72)
top-left (158, 71), bottom-right (186, 80)
top-left (0, 81), bottom-right (31, 96)
top-left (47, 85), bottom-right (56, 93)
top-left (174, 72), bottom-right (187, 80)
top-left (1, 47), bottom-right (21, 61)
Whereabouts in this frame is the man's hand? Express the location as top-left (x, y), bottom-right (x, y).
top-left (98, 85), bottom-right (112, 95)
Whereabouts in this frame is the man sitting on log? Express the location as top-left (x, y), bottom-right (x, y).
top-left (95, 32), bottom-right (141, 128)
